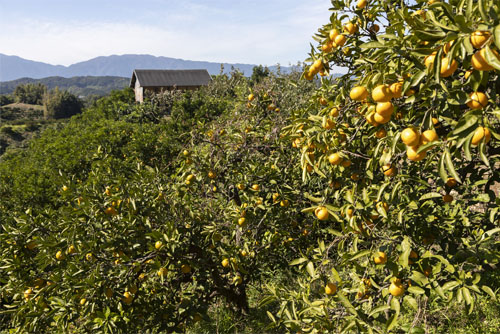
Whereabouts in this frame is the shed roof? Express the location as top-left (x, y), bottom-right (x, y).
top-left (130, 69), bottom-right (211, 88)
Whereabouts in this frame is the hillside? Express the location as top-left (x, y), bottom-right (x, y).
top-left (0, 53), bottom-right (296, 81)
top-left (0, 76), bottom-right (129, 97)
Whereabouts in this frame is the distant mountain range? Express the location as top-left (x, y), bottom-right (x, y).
top-left (0, 53), bottom-right (297, 82)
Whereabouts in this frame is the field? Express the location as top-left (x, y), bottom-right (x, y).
top-left (1, 0), bottom-right (500, 333)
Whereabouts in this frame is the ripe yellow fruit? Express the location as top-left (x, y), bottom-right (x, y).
top-left (248, 93), bottom-right (255, 101)
top-left (375, 128), bottom-right (387, 139)
top-left (329, 29), bottom-right (339, 41)
top-left (80, 298), bottom-right (87, 306)
top-left (375, 102), bottom-right (394, 117)
top-left (471, 126), bottom-right (491, 145)
top-left (419, 129), bottom-right (439, 145)
top-left (222, 258), bottom-right (230, 267)
top-left (24, 288), bottom-right (33, 300)
top-left (329, 107), bottom-right (339, 117)
top-left (443, 40), bottom-right (453, 54)
top-left (373, 251), bottom-right (387, 264)
top-left (350, 86), bottom-right (368, 101)
top-left (389, 281), bottom-right (405, 297)
top-left (365, 112), bottom-right (379, 126)
top-left (382, 164), bottom-right (396, 176)
top-left (389, 82), bottom-right (403, 98)
top-left (470, 31), bottom-right (491, 49)
top-left (238, 217), bottom-right (246, 226)
top-left (424, 52), bottom-right (437, 68)
top-left (325, 282), bottom-right (337, 295)
top-left (86, 253), bottom-right (93, 261)
top-left (406, 146), bottom-right (427, 162)
top-left (315, 206), bottom-right (329, 221)
top-left (440, 57), bottom-right (458, 77)
top-left (372, 85), bottom-right (392, 102)
top-left (181, 264), bottom-right (191, 274)
top-left (328, 153), bottom-right (342, 165)
top-left (233, 275), bottom-right (243, 285)
top-left (467, 92), bottom-right (488, 110)
top-left (323, 119), bottom-right (335, 130)
top-left (443, 194), bottom-right (453, 203)
top-left (158, 267), bottom-right (168, 277)
top-left (344, 22), bottom-right (358, 35)
top-left (237, 183), bottom-right (245, 190)
top-left (471, 48), bottom-right (495, 71)
top-left (251, 184), bottom-right (260, 191)
top-left (68, 245), bottom-right (76, 255)
top-left (208, 170), bottom-right (216, 179)
top-left (357, 0), bottom-right (367, 9)
top-left (373, 112), bottom-right (391, 124)
top-left (322, 41), bottom-right (334, 53)
top-left (183, 150), bottom-right (189, 156)
top-left (334, 34), bottom-right (347, 47)
top-left (122, 292), bottom-right (133, 305)
top-left (56, 250), bottom-right (65, 261)
top-left (401, 128), bottom-right (420, 147)
top-left (280, 200), bottom-right (289, 207)
top-left (155, 241), bottom-right (163, 250)
top-left (446, 178), bottom-right (457, 187)
top-left (62, 185), bottom-right (69, 192)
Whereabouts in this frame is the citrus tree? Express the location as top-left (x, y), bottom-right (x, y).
top-left (261, 0), bottom-right (500, 332)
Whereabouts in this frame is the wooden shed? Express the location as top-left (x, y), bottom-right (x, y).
top-left (129, 69), bottom-right (212, 103)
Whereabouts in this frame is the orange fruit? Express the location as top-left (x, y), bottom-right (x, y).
top-left (406, 146), bottom-right (426, 161)
top-left (375, 102), bottom-right (394, 117)
top-left (372, 84), bottom-right (392, 102)
top-left (334, 34), bottom-right (347, 47)
top-left (467, 92), bottom-right (488, 110)
top-left (373, 251), bottom-right (387, 264)
top-left (401, 127), bottom-right (420, 146)
top-left (350, 86), bottom-right (368, 101)
top-left (419, 129), bottom-right (439, 145)
top-left (389, 281), bottom-right (405, 297)
top-left (325, 282), bottom-right (337, 295)
top-left (323, 119), bottom-right (335, 130)
top-left (321, 42), bottom-right (333, 53)
top-left (471, 48), bottom-right (495, 71)
top-left (341, 159), bottom-right (352, 168)
top-left (248, 93), bottom-right (255, 101)
top-left (373, 112), bottom-right (391, 124)
top-left (424, 52), bottom-right (437, 68)
top-left (365, 112), bottom-right (379, 126)
top-left (440, 57), bottom-right (458, 77)
top-left (471, 126), bottom-right (491, 145)
top-left (382, 164), bottom-right (396, 176)
top-left (344, 22), bottom-right (358, 34)
top-left (357, 0), bottom-right (367, 9)
top-left (329, 29), bottom-right (339, 41)
top-left (389, 82), bottom-right (403, 98)
top-left (315, 206), bottom-right (329, 221)
top-left (328, 153), bottom-right (342, 165)
top-left (329, 107), bottom-right (339, 117)
top-left (470, 31), bottom-right (491, 49)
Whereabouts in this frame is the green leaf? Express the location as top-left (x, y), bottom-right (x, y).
top-left (368, 305), bottom-right (390, 317)
top-left (360, 41), bottom-right (386, 49)
top-left (478, 141), bottom-right (490, 167)
top-left (337, 290), bottom-right (358, 316)
top-left (419, 192), bottom-right (442, 200)
top-left (404, 295), bottom-right (419, 311)
top-left (443, 281), bottom-right (461, 291)
top-left (444, 148), bottom-right (462, 183)
top-left (463, 287), bottom-right (472, 305)
top-left (408, 286), bottom-right (426, 295)
top-left (494, 24), bottom-right (500, 50)
top-left (390, 297), bottom-right (400, 313)
top-left (478, 0), bottom-right (491, 24)
top-left (306, 261), bottom-right (315, 278)
top-left (481, 286), bottom-right (497, 301)
top-left (348, 249), bottom-right (371, 262)
top-left (289, 258), bottom-right (308, 266)
top-left (439, 153), bottom-right (448, 183)
top-left (484, 45), bottom-right (500, 70)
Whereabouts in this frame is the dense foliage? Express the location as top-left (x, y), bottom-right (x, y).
top-left (13, 83), bottom-right (46, 105)
top-left (1, 1), bottom-right (499, 333)
top-left (43, 88), bottom-right (83, 119)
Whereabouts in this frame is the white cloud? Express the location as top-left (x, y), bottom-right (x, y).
top-left (0, 1), bottom-right (333, 67)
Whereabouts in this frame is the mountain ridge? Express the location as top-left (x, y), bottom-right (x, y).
top-left (0, 53), bottom-right (297, 81)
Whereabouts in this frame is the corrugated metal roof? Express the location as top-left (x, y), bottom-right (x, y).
top-left (130, 69), bottom-right (211, 88)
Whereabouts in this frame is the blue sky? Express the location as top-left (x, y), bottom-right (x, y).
top-left (0, 0), bottom-right (331, 66)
